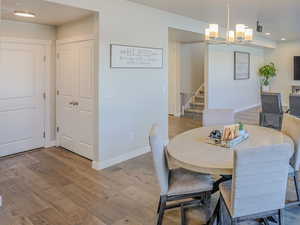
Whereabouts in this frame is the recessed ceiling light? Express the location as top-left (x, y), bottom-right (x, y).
top-left (14, 11), bottom-right (36, 18)
top-left (265, 33), bottom-right (271, 36)
top-left (281, 38), bottom-right (286, 41)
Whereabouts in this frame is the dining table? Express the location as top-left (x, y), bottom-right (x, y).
top-left (167, 125), bottom-right (294, 176)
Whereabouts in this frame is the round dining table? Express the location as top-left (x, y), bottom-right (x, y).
top-left (167, 125), bottom-right (294, 176)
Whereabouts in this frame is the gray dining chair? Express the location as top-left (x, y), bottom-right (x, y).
top-left (202, 109), bottom-right (235, 127)
top-left (260, 93), bottom-right (283, 130)
top-left (209, 143), bottom-right (291, 225)
top-left (149, 125), bottom-right (213, 225)
top-left (282, 113), bottom-right (300, 207)
top-left (289, 94), bottom-right (300, 118)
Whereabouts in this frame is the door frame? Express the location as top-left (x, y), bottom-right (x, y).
top-left (56, 34), bottom-right (97, 160)
top-left (0, 37), bottom-right (53, 148)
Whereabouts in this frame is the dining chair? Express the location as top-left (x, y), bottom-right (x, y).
top-left (260, 93), bottom-right (283, 130)
top-left (209, 143), bottom-right (291, 225)
top-left (149, 125), bottom-right (213, 225)
top-left (289, 94), bottom-right (300, 118)
top-left (282, 113), bottom-right (300, 207)
top-left (202, 109), bottom-right (235, 127)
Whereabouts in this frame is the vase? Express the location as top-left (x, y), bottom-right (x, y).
top-left (262, 85), bottom-right (270, 92)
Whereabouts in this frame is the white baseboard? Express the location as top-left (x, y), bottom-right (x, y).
top-left (45, 140), bottom-right (57, 148)
top-left (173, 112), bottom-right (182, 117)
top-left (92, 146), bottom-right (151, 170)
top-left (234, 104), bottom-right (261, 113)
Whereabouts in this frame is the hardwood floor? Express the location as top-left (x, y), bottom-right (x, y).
top-left (0, 109), bottom-right (299, 225)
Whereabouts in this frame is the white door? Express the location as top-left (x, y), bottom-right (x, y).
top-left (57, 40), bottom-right (95, 160)
top-left (0, 41), bottom-right (45, 157)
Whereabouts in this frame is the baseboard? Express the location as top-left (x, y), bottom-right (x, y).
top-left (92, 146), bottom-right (151, 170)
top-left (173, 112), bottom-right (182, 117)
top-left (45, 140), bottom-right (57, 148)
top-left (234, 104), bottom-right (261, 113)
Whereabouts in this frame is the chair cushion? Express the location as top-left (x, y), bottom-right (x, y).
top-left (219, 180), bottom-right (233, 216)
top-left (167, 168), bottom-right (213, 196)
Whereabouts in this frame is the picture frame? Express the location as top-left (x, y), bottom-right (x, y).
top-left (110, 44), bottom-right (163, 69)
top-left (234, 51), bottom-right (250, 80)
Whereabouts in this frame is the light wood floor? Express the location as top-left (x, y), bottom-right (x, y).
top-left (0, 109), bottom-right (299, 225)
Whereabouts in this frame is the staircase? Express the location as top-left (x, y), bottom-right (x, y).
top-left (183, 86), bottom-right (205, 120)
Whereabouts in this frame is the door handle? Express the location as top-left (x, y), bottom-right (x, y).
top-left (69, 101), bottom-right (74, 105)
top-left (73, 102), bottom-right (79, 106)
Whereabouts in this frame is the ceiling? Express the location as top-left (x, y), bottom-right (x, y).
top-left (1, 0), bottom-right (94, 26)
top-left (129, 0), bottom-right (300, 41)
top-left (169, 28), bottom-right (204, 43)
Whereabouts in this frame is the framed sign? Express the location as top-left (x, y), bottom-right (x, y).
top-left (110, 44), bottom-right (163, 69)
top-left (234, 51), bottom-right (250, 80)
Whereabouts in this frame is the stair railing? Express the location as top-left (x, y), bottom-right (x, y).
top-left (182, 84), bottom-right (204, 115)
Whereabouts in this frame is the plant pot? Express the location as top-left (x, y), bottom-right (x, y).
top-left (262, 85), bottom-right (270, 92)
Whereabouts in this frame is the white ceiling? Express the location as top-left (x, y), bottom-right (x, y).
top-left (129, 0), bottom-right (300, 41)
top-left (1, 0), bottom-right (94, 26)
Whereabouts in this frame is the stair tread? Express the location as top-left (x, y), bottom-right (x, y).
top-left (191, 102), bottom-right (204, 106)
top-left (185, 108), bottom-right (204, 113)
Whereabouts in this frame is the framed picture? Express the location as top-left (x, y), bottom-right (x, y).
top-left (234, 51), bottom-right (250, 80)
top-left (110, 44), bottom-right (163, 69)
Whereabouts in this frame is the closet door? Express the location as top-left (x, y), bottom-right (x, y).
top-left (0, 41), bottom-right (45, 157)
top-left (56, 43), bottom-right (77, 153)
top-left (57, 40), bottom-right (94, 160)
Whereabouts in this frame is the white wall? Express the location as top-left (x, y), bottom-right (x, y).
top-left (207, 45), bottom-right (264, 112)
top-left (48, 0), bottom-right (276, 169)
top-left (57, 14), bottom-right (97, 40)
top-left (180, 43), bottom-right (205, 94)
top-left (1, 20), bottom-right (57, 142)
top-left (264, 41), bottom-right (300, 106)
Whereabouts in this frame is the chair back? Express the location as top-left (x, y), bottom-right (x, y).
top-left (202, 109), bottom-right (235, 127)
top-left (231, 144), bottom-right (291, 218)
top-left (282, 113), bottom-right (300, 171)
top-left (290, 94), bottom-right (300, 118)
top-left (149, 124), bottom-right (170, 195)
top-left (261, 93), bottom-right (283, 114)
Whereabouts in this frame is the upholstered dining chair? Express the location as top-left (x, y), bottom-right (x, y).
top-left (202, 109), bottom-right (235, 127)
top-left (149, 125), bottom-right (213, 225)
top-left (289, 94), bottom-right (300, 118)
top-left (209, 143), bottom-right (291, 225)
top-left (282, 113), bottom-right (300, 207)
top-left (260, 93), bottom-right (284, 130)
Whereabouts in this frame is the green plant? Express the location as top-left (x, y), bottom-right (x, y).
top-left (258, 62), bottom-right (277, 86)
top-left (238, 122), bottom-right (244, 131)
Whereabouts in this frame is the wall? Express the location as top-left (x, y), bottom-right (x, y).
top-left (56, 14), bottom-right (97, 40)
top-left (264, 41), bottom-right (300, 106)
top-left (180, 43), bottom-right (205, 94)
top-left (207, 45), bottom-right (264, 112)
top-left (1, 20), bottom-right (57, 142)
top-left (48, 0), bottom-right (275, 169)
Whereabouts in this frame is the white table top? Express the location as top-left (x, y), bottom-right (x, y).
top-left (167, 125), bottom-right (294, 175)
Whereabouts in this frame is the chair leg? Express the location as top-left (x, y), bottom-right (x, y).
top-left (278, 209), bottom-right (284, 225)
top-left (157, 195), bottom-right (167, 225)
top-left (207, 198), bottom-right (220, 225)
top-left (181, 204), bottom-right (186, 225)
top-left (157, 196), bottom-right (162, 214)
top-left (293, 173), bottom-right (300, 201)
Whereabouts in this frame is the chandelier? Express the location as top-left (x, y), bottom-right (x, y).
top-left (205, 1), bottom-right (253, 44)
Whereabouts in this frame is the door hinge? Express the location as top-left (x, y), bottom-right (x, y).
top-left (57, 127), bottom-right (60, 133)
top-left (57, 90), bottom-right (60, 96)
top-left (43, 56), bottom-right (46, 62)
top-left (43, 92), bottom-right (46, 100)
top-left (43, 131), bottom-right (46, 138)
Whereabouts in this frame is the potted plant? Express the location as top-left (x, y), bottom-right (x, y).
top-left (258, 62), bottom-right (277, 92)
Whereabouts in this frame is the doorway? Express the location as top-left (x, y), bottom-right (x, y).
top-left (168, 28), bottom-right (206, 122)
top-left (1, 0), bottom-right (99, 160)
